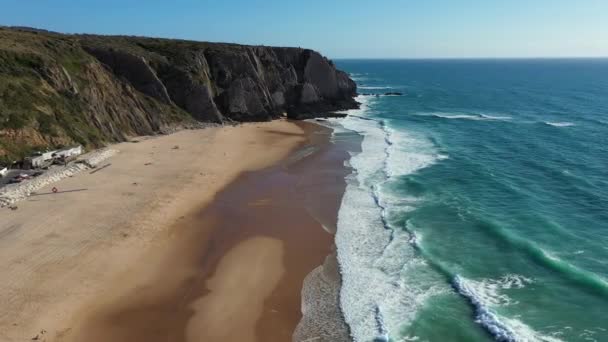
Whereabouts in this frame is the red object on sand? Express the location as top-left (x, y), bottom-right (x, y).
top-left (52, 187), bottom-right (58, 193)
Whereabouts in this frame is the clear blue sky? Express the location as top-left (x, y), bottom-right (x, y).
top-left (1, 0), bottom-right (607, 58)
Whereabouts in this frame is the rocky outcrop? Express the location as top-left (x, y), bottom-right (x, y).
top-left (82, 38), bottom-right (358, 122)
top-left (83, 47), bottom-right (172, 104)
top-left (0, 27), bottom-right (357, 161)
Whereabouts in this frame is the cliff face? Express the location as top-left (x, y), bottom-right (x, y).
top-left (0, 27), bottom-right (357, 162)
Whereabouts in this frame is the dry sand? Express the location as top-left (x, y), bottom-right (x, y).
top-left (0, 120), bottom-right (307, 341)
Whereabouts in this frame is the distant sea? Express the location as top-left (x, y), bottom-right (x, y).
top-left (328, 59), bottom-right (608, 342)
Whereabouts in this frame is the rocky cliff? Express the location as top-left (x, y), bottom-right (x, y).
top-left (0, 27), bottom-right (357, 162)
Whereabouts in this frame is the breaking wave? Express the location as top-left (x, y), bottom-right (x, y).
top-left (421, 112), bottom-right (512, 121)
top-left (544, 122), bottom-right (575, 127)
top-left (330, 96), bottom-right (446, 341)
top-left (333, 58), bottom-right (608, 342)
top-left (359, 86), bottom-right (394, 90)
top-left (328, 96), bottom-right (580, 342)
top-left (454, 275), bottom-right (564, 342)
top-left (417, 114), bottom-right (580, 128)
top-left (473, 217), bottom-right (608, 297)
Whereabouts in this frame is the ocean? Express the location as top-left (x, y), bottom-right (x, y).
top-left (328, 59), bottom-right (608, 342)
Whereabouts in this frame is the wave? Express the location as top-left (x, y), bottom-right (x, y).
top-left (408, 227), bottom-right (566, 342)
top-left (383, 125), bottom-right (444, 178)
top-left (454, 275), bottom-right (564, 342)
top-left (350, 73), bottom-right (371, 82)
top-left (328, 102), bottom-right (591, 341)
top-left (359, 86), bottom-right (394, 90)
top-left (329, 96), bottom-right (593, 341)
top-left (331, 100), bottom-right (446, 341)
top-left (406, 217), bottom-right (569, 342)
top-left (473, 218), bottom-right (608, 297)
top-left (420, 112), bottom-right (512, 121)
top-left (544, 122), bottom-right (575, 127)
top-left (480, 114), bottom-right (513, 120)
top-left (416, 113), bottom-right (580, 128)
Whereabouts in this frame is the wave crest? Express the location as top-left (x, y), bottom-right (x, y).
top-left (359, 86), bottom-right (394, 90)
top-left (422, 112), bottom-right (512, 121)
top-left (544, 122), bottom-right (575, 127)
top-left (454, 275), bottom-right (563, 342)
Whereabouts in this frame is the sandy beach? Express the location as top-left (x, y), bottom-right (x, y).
top-left (0, 119), bottom-right (350, 341)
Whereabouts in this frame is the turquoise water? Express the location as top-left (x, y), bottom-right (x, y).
top-left (331, 59), bottom-right (608, 342)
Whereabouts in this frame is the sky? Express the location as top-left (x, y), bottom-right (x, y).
top-left (1, 0), bottom-right (607, 58)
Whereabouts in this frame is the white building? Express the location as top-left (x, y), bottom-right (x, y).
top-left (53, 145), bottom-right (83, 159)
top-left (40, 151), bottom-right (56, 160)
top-left (23, 145), bottom-right (84, 169)
top-left (25, 154), bottom-right (52, 169)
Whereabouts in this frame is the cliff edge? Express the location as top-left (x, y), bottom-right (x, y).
top-left (0, 27), bottom-right (357, 162)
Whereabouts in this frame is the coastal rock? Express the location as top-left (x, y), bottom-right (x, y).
top-left (219, 77), bottom-right (274, 121)
top-left (154, 61), bottom-right (224, 123)
top-left (40, 64), bottom-right (79, 95)
top-left (337, 70), bottom-right (357, 98)
top-left (271, 91), bottom-right (286, 107)
top-left (83, 47), bottom-right (172, 104)
top-left (300, 83), bottom-right (321, 104)
top-left (304, 51), bottom-right (339, 98)
top-left (0, 27), bottom-right (358, 160)
top-left (79, 62), bottom-right (168, 140)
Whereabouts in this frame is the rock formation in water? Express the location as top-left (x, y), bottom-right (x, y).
top-left (0, 27), bottom-right (357, 161)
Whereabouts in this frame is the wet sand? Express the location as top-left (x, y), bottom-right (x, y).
top-left (61, 122), bottom-right (353, 341)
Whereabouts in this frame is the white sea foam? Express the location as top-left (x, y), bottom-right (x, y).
top-left (330, 96), bottom-right (568, 341)
top-left (359, 86), bottom-right (394, 90)
top-left (350, 74), bottom-right (370, 82)
top-left (429, 113), bottom-right (512, 121)
top-left (434, 114), bottom-right (482, 120)
top-left (454, 275), bottom-right (563, 342)
top-left (383, 124), bottom-right (444, 177)
top-left (545, 122), bottom-right (575, 127)
top-left (331, 99), bottom-right (447, 341)
top-left (480, 114), bottom-right (513, 120)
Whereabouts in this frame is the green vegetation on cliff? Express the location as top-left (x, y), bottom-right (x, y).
top-left (0, 27), bottom-right (357, 163)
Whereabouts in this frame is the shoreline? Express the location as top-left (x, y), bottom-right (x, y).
top-left (63, 121), bottom-right (352, 342)
top-left (0, 119), bottom-right (354, 341)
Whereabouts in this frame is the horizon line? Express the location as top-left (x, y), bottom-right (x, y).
top-left (332, 56), bottom-right (608, 60)
top-left (3, 25), bottom-right (607, 61)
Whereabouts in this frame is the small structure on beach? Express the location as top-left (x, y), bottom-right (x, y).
top-left (53, 145), bottom-right (83, 159)
top-left (22, 145), bottom-right (83, 169)
top-left (24, 153), bottom-right (54, 169)
top-left (53, 145), bottom-right (84, 165)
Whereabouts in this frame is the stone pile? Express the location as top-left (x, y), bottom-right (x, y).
top-left (0, 149), bottom-right (118, 207)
